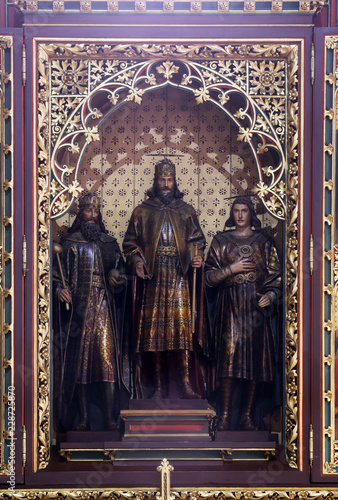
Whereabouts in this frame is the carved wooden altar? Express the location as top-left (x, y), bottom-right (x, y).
top-left (0, 0), bottom-right (337, 495)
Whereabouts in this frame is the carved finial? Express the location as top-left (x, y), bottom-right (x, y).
top-left (157, 458), bottom-right (174, 500)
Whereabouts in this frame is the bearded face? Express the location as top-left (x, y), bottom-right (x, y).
top-left (80, 219), bottom-right (102, 241)
top-left (155, 174), bottom-right (176, 205)
top-left (80, 208), bottom-right (102, 241)
top-left (156, 189), bottom-right (174, 205)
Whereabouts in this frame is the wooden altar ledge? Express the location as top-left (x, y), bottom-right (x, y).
top-left (58, 399), bottom-right (278, 463)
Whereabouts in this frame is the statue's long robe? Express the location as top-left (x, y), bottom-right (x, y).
top-left (57, 232), bottom-right (129, 403)
top-left (205, 230), bottom-right (282, 383)
top-left (123, 197), bottom-right (207, 397)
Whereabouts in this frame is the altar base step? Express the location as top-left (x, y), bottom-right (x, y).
top-left (59, 399), bottom-right (277, 463)
top-left (59, 433), bottom-right (277, 463)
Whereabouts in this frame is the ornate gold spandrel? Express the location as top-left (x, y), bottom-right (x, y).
top-left (36, 41), bottom-right (300, 471)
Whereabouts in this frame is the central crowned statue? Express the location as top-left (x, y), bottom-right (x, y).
top-left (123, 159), bottom-right (207, 400)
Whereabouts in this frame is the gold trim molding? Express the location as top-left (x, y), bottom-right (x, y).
top-left (322, 35), bottom-right (338, 475)
top-left (0, 35), bottom-right (15, 476)
top-left (1, 488), bottom-right (338, 499)
top-left (12, 0), bottom-right (325, 14)
top-left (34, 40), bottom-right (301, 471)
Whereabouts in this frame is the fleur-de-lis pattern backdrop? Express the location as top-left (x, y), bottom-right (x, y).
top-left (36, 42), bottom-right (299, 471)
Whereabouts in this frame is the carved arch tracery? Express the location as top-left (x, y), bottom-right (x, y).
top-left (48, 50), bottom-right (286, 221)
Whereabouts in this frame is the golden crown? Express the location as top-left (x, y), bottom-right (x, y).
top-left (78, 193), bottom-right (101, 210)
top-left (154, 159), bottom-right (176, 178)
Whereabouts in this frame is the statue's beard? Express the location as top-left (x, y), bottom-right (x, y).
top-left (156, 188), bottom-right (174, 205)
top-left (80, 220), bottom-right (101, 241)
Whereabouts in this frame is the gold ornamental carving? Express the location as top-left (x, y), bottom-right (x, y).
top-left (163, 1), bottom-right (174, 12)
top-left (135, 0), bottom-right (146, 11)
top-left (190, 1), bottom-right (202, 12)
top-left (11, 0), bottom-right (325, 13)
top-left (272, 1), bottom-right (283, 12)
top-left (0, 36), bottom-right (14, 476)
top-left (322, 35), bottom-right (338, 475)
top-left (1, 489), bottom-right (338, 499)
top-left (53, 0), bottom-right (65, 12)
top-left (244, 0), bottom-right (256, 12)
top-left (107, 1), bottom-right (119, 11)
top-left (26, 0), bottom-right (38, 11)
top-left (218, 1), bottom-right (229, 11)
top-left (80, 0), bottom-right (91, 12)
top-left (299, 0), bottom-right (311, 10)
top-left (35, 41), bottom-right (300, 471)
top-left (0, 37), bottom-right (13, 50)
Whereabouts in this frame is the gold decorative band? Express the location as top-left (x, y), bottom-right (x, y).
top-left (156, 246), bottom-right (178, 257)
top-left (226, 271), bottom-right (257, 285)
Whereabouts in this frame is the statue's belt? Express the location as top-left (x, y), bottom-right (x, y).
top-left (155, 245), bottom-right (178, 257)
top-left (225, 271), bottom-right (259, 285)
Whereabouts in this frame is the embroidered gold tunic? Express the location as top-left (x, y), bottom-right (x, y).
top-left (77, 245), bottom-right (117, 383)
top-left (136, 213), bottom-right (193, 352)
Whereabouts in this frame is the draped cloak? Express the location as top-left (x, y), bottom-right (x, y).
top-left (56, 231), bottom-right (130, 404)
top-left (122, 197), bottom-right (207, 397)
top-left (204, 230), bottom-right (281, 384)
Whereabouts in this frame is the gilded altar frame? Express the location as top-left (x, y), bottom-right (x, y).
top-left (32, 37), bottom-right (303, 472)
top-left (0, 35), bottom-right (15, 476)
top-left (321, 34), bottom-right (338, 476)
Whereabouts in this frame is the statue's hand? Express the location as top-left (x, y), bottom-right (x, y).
top-left (230, 257), bottom-right (256, 274)
top-left (59, 288), bottom-right (72, 303)
top-left (108, 269), bottom-right (126, 287)
top-left (257, 293), bottom-right (271, 308)
top-left (135, 261), bottom-right (150, 279)
top-left (190, 255), bottom-right (203, 268)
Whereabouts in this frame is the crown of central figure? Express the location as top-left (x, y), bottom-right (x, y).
top-left (154, 159), bottom-right (176, 178)
top-left (79, 193), bottom-right (101, 210)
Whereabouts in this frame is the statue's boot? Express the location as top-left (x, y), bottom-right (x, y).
top-left (178, 350), bottom-right (201, 399)
top-left (240, 380), bottom-right (258, 431)
top-left (102, 382), bottom-right (119, 431)
top-left (75, 384), bottom-right (90, 431)
top-left (218, 377), bottom-right (234, 431)
top-left (152, 352), bottom-right (167, 399)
